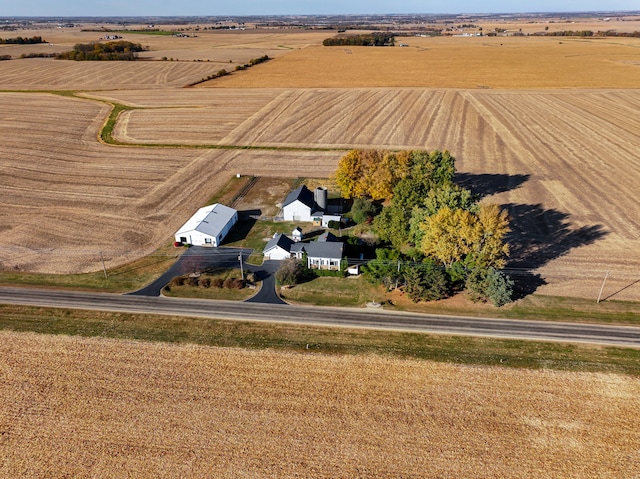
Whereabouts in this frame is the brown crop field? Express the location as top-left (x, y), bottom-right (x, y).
top-left (98, 87), bottom-right (640, 300)
top-left (0, 92), bottom-right (339, 273)
top-left (0, 58), bottom-right (230, 90)
top-left (1, 330), bottom-right (639, 478)
top-left (207, 36), bottom-right (640, 89)
top-left (1, 22), bottom-right (639, 300)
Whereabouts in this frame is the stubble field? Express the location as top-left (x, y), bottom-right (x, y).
top-left (2, 19), bottom-right (640, 479)
top-left (1, 24), bottom-right (639, 301)
top-left (1, 331), bottom-right (639, 478)
top-left (0, 92), bottom-right (339, 273)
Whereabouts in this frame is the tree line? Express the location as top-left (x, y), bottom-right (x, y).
top-left (323, 33), bottom-right (395, 46)
top-left (335, 149), bottom-right (514, 306)
top-left (56, 41), bottom-right (145, 61)
top-left (0, 36), bottom-right (46, 44)
top-left (541, 30), bottom-right (640, 38)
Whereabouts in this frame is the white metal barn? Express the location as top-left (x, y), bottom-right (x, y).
top-left (174, 204), bottom-right (238, 247)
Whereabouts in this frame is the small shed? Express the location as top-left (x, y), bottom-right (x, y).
top-left (174, 203), bottom-right (238, 247)
top-left (292, 226), bottom-right (303, 242)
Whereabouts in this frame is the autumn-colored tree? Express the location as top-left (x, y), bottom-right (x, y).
top-left (335, 148), bottom-right (456, 201)
top-left (334, 150), bottom-right (364, 198)
top-left (419, 204), bottom-right (510, 269)
top-left (470, 203), bottom-right (511, 269)
top-left (419, 207), bottom-right (480, 268)
top-left (361, 149), bottom-right (391, 200)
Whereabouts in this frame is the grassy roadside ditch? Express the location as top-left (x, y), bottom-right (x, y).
top-left (0, 242), bottom-right (182, 293)
top-left (1, 304), bottom-right (638, 375)
top-left (281, 276), bottom-right (640, 326)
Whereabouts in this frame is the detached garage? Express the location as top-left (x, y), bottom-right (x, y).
top-left (174, 203), bottom-right (238, 247)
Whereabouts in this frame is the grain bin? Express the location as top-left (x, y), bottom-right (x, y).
top-left (314, 186), bottom-right (328, 211)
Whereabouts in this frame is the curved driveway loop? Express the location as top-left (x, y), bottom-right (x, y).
top-left (128, 246), bottom-right (249, 297)
top-left (128, 246), bottom-right (286, 305)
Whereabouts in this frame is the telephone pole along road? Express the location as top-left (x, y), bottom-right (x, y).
top-left (1, 286), bottom-right (639, 347)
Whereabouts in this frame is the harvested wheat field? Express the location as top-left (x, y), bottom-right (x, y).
top-left (207, 36), bottom-right (640, 89)
top-left (0, 92), bottom-right (340, 273)
top-left (0, 330), bottom-right (638, 478)
top-left (0, 58), bottom-right (231, 90)
top-left (1, 24), bottom-right (639, 300)
top-left (100, 87), bottom-right (640, 300)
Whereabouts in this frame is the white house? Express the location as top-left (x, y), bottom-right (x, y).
top-left (174, 203), bottom-right (238, 247)
top-left (282, 184), bottom-right (342, 226)
top-left (264, 230), bottom-right (344, 270)
top-left (263, 233), bottom-right (294, 260)
top-left (292, 226), bottom-right (303, 242)
top-left (282, 185), bottom-right (318, 222)
top-left (304, 241), bottom-right (344, 270)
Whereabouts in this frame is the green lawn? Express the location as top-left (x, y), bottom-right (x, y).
top-left (0, 242), bottom-right (182, 293)
top-left (282, 276), bottom-right (385, 307)
top-left (283, 275), bottom-right (640, 326)
top-left (1, 304), bottom-right (638, 375)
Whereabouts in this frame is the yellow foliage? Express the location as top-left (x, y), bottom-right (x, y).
top-left (419, 204), bottom-right (510, 269)
top-left (420, 207), bottom-right (480, 267)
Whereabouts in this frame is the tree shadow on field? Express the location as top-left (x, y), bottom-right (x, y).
top-left (505, 203), bottom-right (608, 270)
top-left (455, 172), bottom-right (530, 198)
top-left (454, 172), bottom-right (608, 296)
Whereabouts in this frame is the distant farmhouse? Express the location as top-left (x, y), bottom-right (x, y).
top-left (174, 203), bottom-right (238, 247)
top-left (264, 229), bottom-right (344, 271)
top-left (282, 185), bottom-right (341, 227)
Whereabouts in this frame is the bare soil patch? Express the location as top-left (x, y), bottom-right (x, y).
top-left (1, 331), bottom-right (638, 478)
top-left (232, 176), bottom-right (298, 217)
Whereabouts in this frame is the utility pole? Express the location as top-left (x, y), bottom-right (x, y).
top-left (100, 251), bottom-right (108, 279)
top-left (238, 252), bottom-right (244, 281)
top-left (596, 271), bottom-right (610, 303)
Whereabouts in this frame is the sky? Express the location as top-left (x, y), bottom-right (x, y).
top-left (3, 0), bottom-right (638, 17)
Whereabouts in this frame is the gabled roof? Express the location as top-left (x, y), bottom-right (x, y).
top-left (282, 185), bottom-right (316, 209)
top-left (175, 203), bottom-right (237, 238)
top-left (317, 231), bottom-right (337, 242)
top-left (264, 233), bottom-right (294, 253)
top-left (304, 241), bottom-right (344, 261)
top-left (291, 243), bottom-right (306, 255)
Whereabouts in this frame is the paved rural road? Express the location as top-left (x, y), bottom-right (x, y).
top-left (1, 286), bottom-right (639, 347)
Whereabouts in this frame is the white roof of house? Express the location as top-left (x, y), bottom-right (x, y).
top-left (175, 203), bottom-right (237, 238)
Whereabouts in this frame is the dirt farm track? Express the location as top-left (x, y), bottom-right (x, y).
top-left (0, 25), bottom-right (639, 301)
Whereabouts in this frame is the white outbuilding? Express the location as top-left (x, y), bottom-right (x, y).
top-left (263, 233), bottom-right (294, 260)
top-left (174, 203), bottom-right (238, 247)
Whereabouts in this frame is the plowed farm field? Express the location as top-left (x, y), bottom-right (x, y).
top-left (1, 331), bottom-right (639, 478)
